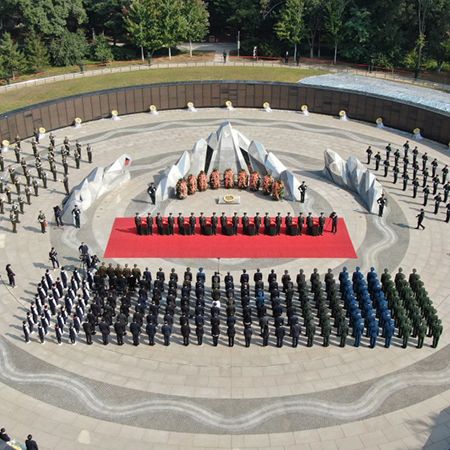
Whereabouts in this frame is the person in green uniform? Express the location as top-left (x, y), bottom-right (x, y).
top-left (18, 196), bottom-right (25, 214)
top-left (32, 178), bottom-right (39, 196)
top-left (10, 211), bottom-right (17, 233)
top-left (87, 144), bottom-right (93, 163)
top-left (24, 186), bottom-right (31, 205)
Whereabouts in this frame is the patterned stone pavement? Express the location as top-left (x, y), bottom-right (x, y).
top-left (0, 107), bottom-right (450, 449)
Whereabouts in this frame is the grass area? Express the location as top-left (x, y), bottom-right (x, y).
top-left (0, 66), bottom-right (326, 115)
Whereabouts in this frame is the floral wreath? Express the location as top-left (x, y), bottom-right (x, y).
top-left (187, 102), bottom-right (194, 108)
top-left (301, 105), bottom-right (308, 111)
top-left (111, 110), bottom-right (119, 117)
top-left (224, 194), bottom-right (235, 203)
top-left (263, 102), bottom-right (270, 109)
top-left (74, 117), bottom-right (82, 124)
top-left (413, 128), bottom-right (421, 134)
top-left (2, 140), bottom-right (10, 147)
top-left (39, 127), bottom-right (46, 134)
top-left (150, 105), bottom-right (157, 111)
top-left (376, 118), bottom-right (383, 124)
top-left (339, 110), bottom-right (346, 117)
top-left (225, 100), bottom-right (232, 107)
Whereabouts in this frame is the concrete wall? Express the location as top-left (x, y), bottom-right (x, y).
top-left (1, 81), bottom-right (449, 145)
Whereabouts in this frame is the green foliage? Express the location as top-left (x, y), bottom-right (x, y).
top-left (111, 44), bottom-right (140, 61)
top-left (184, 0), bottom-right (210, 49)
top-left (274, 0), bottom-right (305, 56)
top-left (49, 29), bottom-right (88, 66)
top-left (18, 0), bottom-right (87, 37)
top-left (325, 0), bottom-right (348, 62)
top-left (124, 0), bottom-right (165, 56)
top-left (24, 30), bottom-right (51, 74)
top-left (340, 6), bottom-right (371, 62)
top-left (85, 0), bottom-right (129, 45)
top-left (0, 32), bottom-right (26, 78)
top-left (159, 0), bottom-right (187, 52)
top-left (91, 35), bottom-right (114, 63)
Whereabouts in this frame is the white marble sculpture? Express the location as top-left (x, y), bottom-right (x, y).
top-left (62, 154), bottom-right (131, 224)
top-left (323, 149), bottom-right (382, 213)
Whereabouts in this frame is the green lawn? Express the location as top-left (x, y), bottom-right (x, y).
top-left (0, 66), bottom-right (326, 115)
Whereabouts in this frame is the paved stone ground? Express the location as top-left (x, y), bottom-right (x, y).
top-left (1, 108), bottom-right (450, 449)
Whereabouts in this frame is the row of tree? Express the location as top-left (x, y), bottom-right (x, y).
top-left (0, 0), bottom-right (449, 78)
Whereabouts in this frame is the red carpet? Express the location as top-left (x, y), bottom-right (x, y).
top-left (104, 218), bottom-right (356, 259)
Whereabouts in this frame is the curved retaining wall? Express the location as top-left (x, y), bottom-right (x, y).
top-left (0, 80), bottom-right (449, 145)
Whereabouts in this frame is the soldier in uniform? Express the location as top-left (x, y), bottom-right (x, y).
top-left (285, 212), bottom-right (292, 234)
top-left (0, 196), bottom-right (4, 214)
top-left (366, 146), bottom-right (373, 164)
top-left (377, 194), bottom-right (387, 217)
top-left (41, 170), bottom-right (48, 189)
top-left (147, 182), bottom-right (156, 205)
top-left (18, 195), bottom-right (25, 214)
top-left (297, 212), bottom-right (304, 235)
top-left (13, 176), bottom-right (21, 195)
top-left (24, 186), bottom-right (31, 204)
top-left (423, 185), bottom-right (430, 206)
top-left (74, 150), bottom-right (81, 169)
top-left (242, 212), bottom-right (249, 235)
top-left (412, 178), bottom-right (419, 198)
top-left (38, 210), bottom-right (47, 233)
top-left (434, 193), bottom-right (442, 215)
top-left (50, 161), bottom-right (57, 181)
top-left (393, 165), bottom-right (400, 184)
top-left (156, 212), bottom-right (163, 234)
top-left (374, 151), bottom-right (381, 170)
top-left (189, 212), bottom-right (196, 235)
top-left (135, 213), bottom-right (142, 235)
top-left (318, 212), bottom-right (326, 235)
top-left (306, 212), bottom-right (314, 235)
top-left (416, 208), bottom-right (425, 230)
top-left (298, 181), bottom-right (307, 203)
top-left (20, 157), bottom-right (27, 175)
top-left (10, 211), bottom-right (18, 233)
top-left (87, 144), bottom-right (93, 163)
top-left (199, 212), bottom-right (206, 234)
top-left (220, 212), bottom-right (228, 233)
top-left (14, 144), bottom-right (21, 163)
top-left (275, 212), bottom-right (282, 235)
top-left (232, 212), bottom-right (239, 235)
top-left (5, 184), bottom-right (12, 203)
top-left (210, 212), bottom-right (218, 235)
top-left (254, 212), bottom-right (261, 235)
top-left (264, 212), bottom-right (271, 235)
top-left (147, 213), bottom-right (153, 235)
top-left (62, 175), bottom-right (70, 195)
top-left (383, 158), bottom-right (390, 177)
top-left (177, 212), bottom-right (184, 234)
top-left (32, 178), bottom-right (39, 196)
top-left (167, 212), bottom-right (175, 235)
top-left (402, 171), bottom-right (409, 191)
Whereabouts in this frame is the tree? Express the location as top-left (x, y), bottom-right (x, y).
top-left (49, 29), bottom-right (88, 66)
top-left (325, 0), bottom-right (348, 63)
top-left (160, 0), bottom-right (187, 59)
top-left (275, 0), bottom-right (305, 62)
top-left (91, 35), bottom-right (114, 64)
top-left (17, 0), bottom-right (87, 37)
top-left (124, 0), bottom-right (165, 60)
top-left (304, 0), bottom-right (325, 59)
top-left (24, 30), bottom-right (51, 73)
top-left (340, 6), bottom-right (371, 63)
top-left (85, 0), bottom-right (129, 46)
top-left (184, 0), bottom-right (210, 57)
top-left (0, 32), bottom-right (26, 78)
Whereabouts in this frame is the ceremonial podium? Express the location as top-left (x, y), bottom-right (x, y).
top-left (245, 225), bottom-right (255, 236)
top-left (223, 225), bottom-right (234, 236)
top-left (287, 227), bottom-right (299, 236)
top-left (202, 225), bottom-right (213, 236)
top-left (180, 225), bottom-right (192, 236)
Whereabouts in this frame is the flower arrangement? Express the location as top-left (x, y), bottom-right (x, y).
top-left (209, 169), bottom-right (221, 189)
top-left (272, 179), bottom-right (285, 201)
top-left (238, 170), bottom-right (248, 189)
top-left (224, 169), bottom-right (234, 188)
top-left (176, 178), bottom-right (188, 199)
top-left (197, 171), bottom-right (208, 191)
top-left (249, 171), bottom-right (261, 191)
top-left (262, 174), bottom-right (274, 195)
top-left (186, 174), bottom-right (197, 195)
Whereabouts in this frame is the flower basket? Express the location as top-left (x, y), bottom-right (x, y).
top-left (249, 171), bottom-right (261, 191)
top-left (186, 174), bottom-right (198, 195)
top-left (209, 169), bottom-right (221, 189)
top-left (224, 169), bottom-right (234, 188)
top-left (272, 180), bottom-right (285, 201)
top-left (238, 170), bottom-right (248, 189)
top-left (262, 174), bottom-right (274, 195)
top-left (197, 171), bottom-right (208, 192)
top-left (176, 179), bottom-right (188, 199)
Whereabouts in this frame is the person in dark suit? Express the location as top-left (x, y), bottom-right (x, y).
top-left (275, 324), bottom-right (285, 347)
top-left (416, 208), bottom-right (425, 230)
top-left (147, 182), bottom-right (156, 205)
top-left (135, 213), bottom-right (142, 235)
top-left (146, 321), bottom-right (156, 345)
top-left (299, 181), bottom-right (307, 203)
top-left (181, 321), bottom-right (191, 346)
top-left (242, 212), bottom-right (249, 235)
top-left (210, 212), bottom-right (218, 235)
top-left (377, 194), bottom-right (387, 217)
top-left (99, 320), bottom-right (110, 345)
top-left (227, 323), bottom-right (235, 347)
top-left (244, 324), bottom-right (252, 347)
top-left (330, 212), bottom-right (338, 234)
top-left (25, 434), bottom-right (39, 450)
top-left (254, 212), bottom-right (261, 235)
top-left (0, 428), bottom-right (11, 442)
top-left (83, 319), bottom-right (93, 345)
top-left (199, 212), bottom-right (206, 234)
top-left (232, 212), bottom-right (239, 235)
top-left (291, 321), bottom-right (301, 347)
top-left (114, 319), bottom-right (125, 345)
top-left (318, 212), bottom-right (325, 235)
top-left (6, 264), bottom-right (16, 287)
top-left (306, 213), bottom-right (314, 235)
top-left (130, 320), bottom-right (141, 346)
top-left (189, 212), bottom-right (196, 235)
top-left (147, 213), bottom-right (153, 235)
top-left (240, 269), bottom-right (249, 284)
top-left (264, 212), bottom-right (271, 235)
top-left (156, 213), bottom-right (163, 234)
top-left (162, 321), bottom-right (171, 346)
top-left (220, 212), bottom-right (227, 234)
top-left (297, 212), bottom-right (304, 235)
top-left (285, 212), bottom-right (292, 234)
top-left (167, 213), bottom-right (175, 235)
top-left (275, 212), bottom-right (282, 235)
top-left (177, 213), bottom-right (184, 234)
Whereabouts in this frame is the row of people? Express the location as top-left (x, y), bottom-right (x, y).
top-left (134, 211), bottom-right (340, 236)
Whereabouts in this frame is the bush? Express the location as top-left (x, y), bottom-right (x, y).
top-left (50, 30), bottom-right (88, 66)
top-left (111, 45), bottom-right (140, 61)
